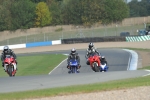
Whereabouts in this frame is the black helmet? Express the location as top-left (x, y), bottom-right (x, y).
top-left (101, 56), bottom-right (105, 60)
top-left (3, 45), bottom-right (9, 53)
top-left (71, 48), bottom-right (76, 55)
top-left (89, 43), bottom-right (94, 49)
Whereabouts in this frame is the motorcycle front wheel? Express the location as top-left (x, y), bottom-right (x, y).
top-left (8, 65), bottom-right (12, 77)
top-left (94, 63), bottom-right (100, 72)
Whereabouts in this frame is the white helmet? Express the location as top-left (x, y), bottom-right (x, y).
top-left (3, 45), bottom-right (9, 52)
top-left (71, 48), bottom-right (76, 55)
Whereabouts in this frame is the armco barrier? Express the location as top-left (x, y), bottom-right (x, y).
top-left (61, 36), bottom-right (126, 44)
top-left (0, 44), bottom-right (26, 50)
top-left (0, 40), bottom-right (61, 50)
top-left (26, 40), bottom-right (62, 48)
top-left (52, 40), bottom-right (62, 45)
top-left (26, 41), bottom-right (52, 48)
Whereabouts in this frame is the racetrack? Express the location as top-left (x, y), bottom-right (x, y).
top-left (0, 47), bottom-right (149, 93)
top-left (49, 49), bottom-right (131, 75)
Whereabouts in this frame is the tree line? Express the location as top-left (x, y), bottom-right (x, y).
top-left (0, 0), bottom-right (149, 31)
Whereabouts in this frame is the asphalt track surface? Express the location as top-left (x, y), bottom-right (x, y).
top-left (0, 49), bottom-right (149, 93)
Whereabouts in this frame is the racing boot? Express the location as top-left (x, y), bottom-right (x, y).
top-left (68, 68), bottom-right (72, 73)
top-left (77, 64), bottom-right (81, 73)
top-left (67, 65), bottom-right (71, 73)
top-left (86, 60), bottom-right (90, 65)
top-left (4, 69), bottom-right (6, 72)
top-left (3, 68), bottom-right (7, 72)
top-left (68, 70), bottom-right (71, 73)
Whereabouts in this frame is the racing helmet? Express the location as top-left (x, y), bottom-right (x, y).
top-left (3, 45), bottom-right (9, 53)
top-left (71, 48), bottom-right (76, 55)
top-left (101, 56), bottom-right (105, 60)
top-left (89, 42), bottom-right (94, 49)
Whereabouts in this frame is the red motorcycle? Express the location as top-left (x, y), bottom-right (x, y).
top-left (88, 53), bottom-right (101, 72)
top-left (4, 55), bottom-right (17, 77)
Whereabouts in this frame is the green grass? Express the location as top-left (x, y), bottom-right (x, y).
top-left (0, 75), bottom-right (149, 100)
top-left (139, 66), bottom-right (150, 70)
top-left (0, 54), bottom-right (67, 77)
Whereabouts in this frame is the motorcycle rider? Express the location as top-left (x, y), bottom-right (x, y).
top-left (100, 56), bottom-right (109, 70)
top-left (100, 56), bottom-right (107, 65)
top-left (1, 45), bottom-right (17, 71)
top-left (85, 42), bottom-right (101, 65)
top-left (67, 48), bottom-right (81, 73)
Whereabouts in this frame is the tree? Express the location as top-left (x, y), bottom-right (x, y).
top-left (61, 0), bottom-right (83, 25)
top-left (49, 0), bottom-right (62, 25)
top-left (102, 0), bottom-right (129, 24)
top-left (81, 0), bottom-right (104, 26)
top-left (0, 0), bottom-right (13, 31)
top-left (128, 0), bottom-right (150, 17)
top-left (10, 0), bottom-right (36, 30)
top-left (35, 2), bottom-right (52, 27)
top-left (61, 0), bottom-right (129, 26)
top-left (30, 0), bottom-right (46, 3)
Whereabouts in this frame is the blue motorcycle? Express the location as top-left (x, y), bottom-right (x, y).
top-left (100, 62), bottom-right (109, 72)
top-left (68, 59), bottom-right (80, 74)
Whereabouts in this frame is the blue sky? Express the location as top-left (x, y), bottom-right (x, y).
top-left (127, 0), bottom-right (141, 3)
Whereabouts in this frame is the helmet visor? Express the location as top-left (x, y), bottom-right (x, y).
top-left (71, 51), bottom-right (76, 54)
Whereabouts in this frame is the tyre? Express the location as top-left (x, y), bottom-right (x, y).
top-left (72, 67), bottom-right (75, 73)
top-left (94, 63), bottom-right (99, 72)
top-left (8, 65), bottom-right (12, 77)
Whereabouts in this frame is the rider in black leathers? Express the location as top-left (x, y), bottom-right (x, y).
top-left (100, 56), bottom-right (107, 65)
top-left (1, 46), bottom-right (17, 71)
top-left (67, 48), bottom-right (81, 72)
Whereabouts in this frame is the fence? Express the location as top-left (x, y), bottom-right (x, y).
top-left (0, 16), bottom-right (150, 46)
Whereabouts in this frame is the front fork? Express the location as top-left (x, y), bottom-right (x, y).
top-left (4, 63), bottom-right (17, 71)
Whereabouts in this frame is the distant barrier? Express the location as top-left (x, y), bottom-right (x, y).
top-left (0, 35), bottom-right (150, 50)
top-left (61, 36), bottom-right (126, 44)
top-left (0, 40), bottom-right (61, 50)
top-left (126, 35), bottom-right (150, 42)
top-left (0, 44), bottom-right (26, 50)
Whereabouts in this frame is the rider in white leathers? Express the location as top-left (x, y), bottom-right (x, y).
top-left (85, 43), bottom-right (101, 65)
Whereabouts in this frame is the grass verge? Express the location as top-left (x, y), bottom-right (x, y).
top-left (0, 54), bottom-right (67, 77)
top-left (139, 66), bottom-right (150, 70)
top-left (0, 75), bottom-right (149, 100)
